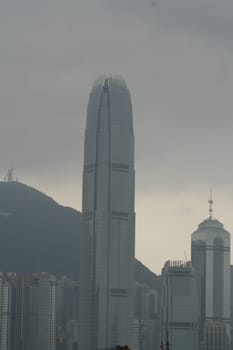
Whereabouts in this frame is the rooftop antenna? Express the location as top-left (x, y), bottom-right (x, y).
top-left (208, 187), bottom-right (213, 219)
top-left (7, 168), bottom-right (14, 182)
top-left (184, 250), bottom-right (187, 262)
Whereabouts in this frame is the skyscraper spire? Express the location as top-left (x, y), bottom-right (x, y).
top-left (208, 187), bottom-right (213, 219)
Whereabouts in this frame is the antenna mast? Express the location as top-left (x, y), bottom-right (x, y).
top-left (208, 187), bottom-right (213, 219)
top-left (7, 168), bottom-right (14, 182)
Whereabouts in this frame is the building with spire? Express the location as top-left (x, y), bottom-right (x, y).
top-left (79, 75), bottom-right (135, 350)
top-left (191, 195), bottom-right (231, 350)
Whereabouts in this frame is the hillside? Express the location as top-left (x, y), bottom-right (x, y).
top-left (0, 181), bottom-right (157, 286)
top-left (0, 181), bottom-right (81, 275)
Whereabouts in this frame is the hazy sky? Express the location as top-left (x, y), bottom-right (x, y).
top-left (1, 0), bottom-right (233, 273)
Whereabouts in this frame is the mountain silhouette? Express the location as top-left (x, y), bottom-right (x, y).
top-left (0, 181), bottom-right (157, 286)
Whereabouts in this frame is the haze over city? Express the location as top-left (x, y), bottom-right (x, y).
top-left (1, 0), bottom-right (233, 273)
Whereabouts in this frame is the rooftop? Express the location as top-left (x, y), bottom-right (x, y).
top-left (93, 74), bottom-right (127, 89)
top-left (198, 217), bottom-right (224, 230)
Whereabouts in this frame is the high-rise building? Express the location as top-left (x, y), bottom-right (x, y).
top-left (79, 75), bottom-right (135, 350)
top-left (8, 275), bottom-right (31, 350)
top-left (133, 283), bottom-right (159, 350)
top-left (0, 273), bottom-right (10, 350)
top-left (160, 261), bottom-right (199, 350)
top-left (191, 204), bottom-right (231, 349)
top-left (56, 276), bottom-right (79, 349)
top-left (29, 273), bottom-right (57, 350)
top-left (230, 266), bottom-right (233, 350)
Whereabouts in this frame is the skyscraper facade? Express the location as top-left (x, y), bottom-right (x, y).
top-left (231, 266), bottom-right (233, 350)
top-left (133, 283), bottom-right (159, 350)
top-left (79, 76), bottom-right (135, 350)
top-left (160, 261), bottom-right (199, 350)
top-left (8, 276), bottom-right (31, 350)
top-left (0, 273), bottom-right (10, 350)
top-left (56, 276), bottom-right (79, 349)
top-left (0, 273), bottom-right (57, 350)
top-left (30, 273), bottom-right (57, 350)
top-left (191, 212), bottom-right (231, 349)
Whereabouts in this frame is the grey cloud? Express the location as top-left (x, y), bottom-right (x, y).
top-left (108, 0), bottom-right (233, 44)
top-left (0, 0), bottom-right (233, 196)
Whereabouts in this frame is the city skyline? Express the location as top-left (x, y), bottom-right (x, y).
top-left (1, 0), bottom-right (233, 274)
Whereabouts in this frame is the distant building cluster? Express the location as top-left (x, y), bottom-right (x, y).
top-left (0, 273), bottom-right (78, 350)
top-left (160, 214), bottom-right (231, 350)
top-left (0, 75), bottom-right (232, 350)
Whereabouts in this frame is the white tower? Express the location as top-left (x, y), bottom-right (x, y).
top-left (79, 76), bottom-right (135, 350)
top-left (191, 197), bottom-right (231, 349)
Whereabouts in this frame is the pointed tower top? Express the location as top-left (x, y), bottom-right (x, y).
top-left (208, 187), bottom-right (214, 219)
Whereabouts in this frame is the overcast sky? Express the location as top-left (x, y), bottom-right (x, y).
top-left (1, 0), bottom-right (233, 273)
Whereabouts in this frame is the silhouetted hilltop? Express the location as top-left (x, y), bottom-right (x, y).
top-left (0, 181), bottom-right (81, 275)
top-left (0, 181), bottom-right (157, 286)
top-left (135, 259), bottom-right (157, 289)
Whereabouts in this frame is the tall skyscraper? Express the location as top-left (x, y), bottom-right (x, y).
top-left (79, 76), bottom-right (135, 350)
top-left (160, 261), bottom-right (199, 350)
top-left (191, 201), bottom-right (231, 349)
